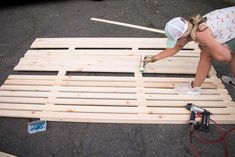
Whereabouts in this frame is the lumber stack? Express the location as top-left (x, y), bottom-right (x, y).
top-left (0, 38), bottom-right (234, 124)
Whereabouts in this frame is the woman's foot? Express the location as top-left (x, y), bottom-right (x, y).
top-left (174, 81), bottom-right (201, 95)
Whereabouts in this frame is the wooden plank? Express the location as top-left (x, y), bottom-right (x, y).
top-left (3, 80), bottom-right (137, 87)
top-left (0, 96), bottom-right (231, 107)
top-left (25, 49), bottom-right (199, 57)
top-left (0, 103), bottom-right (234, 114)
top-left (13, 63), bottom-right (200, 74)
top-left (146, 94), bottom-right (231, 101)
top-left (0, 85), bottom-right (227, 95)
top-left (7, 75), bottom-right (57, 80)
top-left (0, 91), bottom-right (137, 100)
top-left (3, 80), bottom-right (55, 86)
top-left (0, 97), bottom-right (47, 104)
top-left (14, 64), bottom-right (138, 73)
top-left (20, 54), bottom-right (140, 60)
top-left (0, 110), bottom-right (234, 124)
top-left (7, 75), bottom-right (222, 83)
top-left (1, 81), bottom-right (225, 91)
top-left (41, 114), bottom-right (235, 124)
top-left (0, 96), bottom-right (233, 108)
top-left (144, 88), bottom-right (228, 95)
top-left (0, 151), bottom-right (17, 157)
top-left (139, 50), bottom-right (200, 57)
top-left (143, 82), bottom-right (223, 89)
top-left (7, 75), bottom-right (136, 82)
top-left (30, 38), bottom-right (197, 49)
top-left (18, 57), bottom-right (199, 67)
top-left (53, 99), bottom-right (235, 107)
top-left (25, 50), bottom-right (134, 56)
top-left (0, 85), bottom-right (137, 93)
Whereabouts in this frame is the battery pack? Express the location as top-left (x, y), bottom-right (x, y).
top-left (28, 120), bottom-right (47, 134)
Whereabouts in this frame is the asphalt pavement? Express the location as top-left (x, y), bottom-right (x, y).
top-left (0, 0), bottom-right (234, 156)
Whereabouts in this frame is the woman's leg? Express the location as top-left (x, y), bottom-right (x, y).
top-left (193, 48), bottom-right (212, 87)
top-left (174, 48), bottom-right (212, 95)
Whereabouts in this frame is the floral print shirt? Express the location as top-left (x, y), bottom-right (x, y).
top-left (204, 6), bottom-right (235, 44)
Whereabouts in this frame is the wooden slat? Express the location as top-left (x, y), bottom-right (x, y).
top-left (14, 64), bottom-right (138, 72)
top-left (0, 104), bottom-right (182, 113)
top-left (4, 75), bottom-right (223, 90)
top-left (40, 114), bottom-right (235, 124)
top-left (0, 110), bottom-right (234, 124)
top-left (0, 95), bottom-right (233, 108)
top-left (0, 97), bottom-right (47, 104)
top-left (6, 75), bottom-right (222, 83)
top-left (0, 91), bottom-right (137, 100)
top-left (0, 91), bottom-right (230, 101)
top-left (25, 49), bottom-right (199, 57)
top-left (30, 38), bottom-right (197, 49)
top-left (0, 85), bottom-right (227, 95)
top-left (1, 103), bottom-right (235, 114)
top-left (0, 151), bottom-right (17, 157)
top-left (0, 85), bottom-right (137, 93)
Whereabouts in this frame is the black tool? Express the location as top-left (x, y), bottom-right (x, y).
top-left (186, 103), bottom-right (212, 132)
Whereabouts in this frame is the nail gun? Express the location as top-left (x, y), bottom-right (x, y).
top-left (186, 103), bottom-right (212, 132)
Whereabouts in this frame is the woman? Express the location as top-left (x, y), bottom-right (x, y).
top-left (144, 6), bottom-right (235, 95)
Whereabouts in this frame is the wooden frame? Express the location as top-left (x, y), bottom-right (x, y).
top-left (0, 38), bottom-right (234, 124)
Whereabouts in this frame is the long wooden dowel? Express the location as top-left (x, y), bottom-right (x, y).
top-left (91, 17), bottom-right (165, 34)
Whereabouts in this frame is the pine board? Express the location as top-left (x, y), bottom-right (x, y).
top-left (0, 151), bottom-right (17, 157)
top-left (0, 38), bottom-right (234, 124)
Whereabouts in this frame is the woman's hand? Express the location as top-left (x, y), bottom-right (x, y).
top-left (143, 55), bottom-right (158, 65)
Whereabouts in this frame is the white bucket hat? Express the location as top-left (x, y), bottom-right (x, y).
top-left (164, 17), bottom-right (188, 48)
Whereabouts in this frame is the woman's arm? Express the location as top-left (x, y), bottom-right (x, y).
top-left (196, 27), bottom-right (232, 62)
top-left (150, 37), bottom-right (188, 61)
top-left (152, 47), bottom-right (180, 60)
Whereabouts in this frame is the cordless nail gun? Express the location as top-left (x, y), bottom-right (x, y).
top-left (186, 103), bottom-right (212, 132)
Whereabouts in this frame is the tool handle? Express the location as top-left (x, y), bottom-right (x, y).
top-left (200, 111), bottom-right (210, 132)
top-left (189, 111), bottom-right (196, 124)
